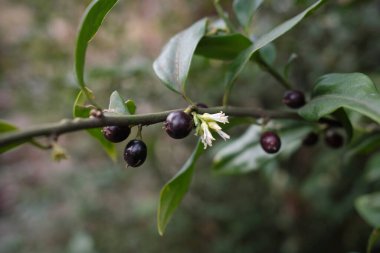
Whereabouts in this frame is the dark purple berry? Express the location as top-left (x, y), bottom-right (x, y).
top-left (102, 126), bottom-right (131, 143)
top-left (196, 102), bottom-right (208, 108)
top-left (324, 128), bottom-right (344, 149)
top-left (302, 132), bottom-right (319, 146)
top-left (260, 131), bottom-right (281, 154)
top-left (124, 139), bottom-right (147, 167)
top-left (283, 90), bottom-right (306, 109)
top-left (164, 111), bottom-right (193, 139)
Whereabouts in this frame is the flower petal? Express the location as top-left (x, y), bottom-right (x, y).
top-left (201, 121), bottom-right (215, 149)
top-left (208, 121), bottom-right (222, 131)
top-left (199, 112), bottom-right (229, 124)
top-left (215, 129), bottom-right (230, 141)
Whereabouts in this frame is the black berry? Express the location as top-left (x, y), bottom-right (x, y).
top-left (283, 90), bottom-right (306, 109)
top-left (260, 131), bottom-right (281, 154)
top-left (124, 139), bottom-right (147, 167)
top-left (102, 125), bottom-right (131, 143)
top-left (324, 128), bottom-right (344, 149)
top-left (302, 132), bottom-right (319, 146)
top-left (164, 111), bottom-right (193, 139)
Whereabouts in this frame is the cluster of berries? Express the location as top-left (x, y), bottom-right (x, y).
top-left (101, 110), bottom-right (194, 167)
top-left (102, 126), bottom-right (147, 167)
top-left (260, 90), bottom-right (344, 154)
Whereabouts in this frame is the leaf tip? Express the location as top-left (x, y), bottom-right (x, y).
top-left (157, 201), bottom-right (166, 236)
top-left (157, 226), bottom-right (165, 236)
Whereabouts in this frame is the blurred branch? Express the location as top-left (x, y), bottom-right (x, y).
top-left (213, 0), bottom-right (238, 32)
top-left (255, 54), bottom-right (292, 90)
top-left (0, 106), bottom-right (301, 147)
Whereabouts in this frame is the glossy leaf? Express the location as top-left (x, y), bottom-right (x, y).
top-left (224, 0), bottom-right (325, 95)
top-left (153, 18), bottom-right (208, 94)
top-left (213, 122), bottom-right (312, 174)
top-left (108, 91), bottom-right (129, 115)
top-left (75, 0), bottom-right (118, 89)
top-left (73, 91), bottom-right (117, 160)
top-left (125, 100), bottom-right (136, 115)
top-left (367, 228), bottom-right (380, 253)
top-left (195, 34), bottom-right (252, 60)
top-left (356, 192), bottom-right (380, 228)
top-left (0, 120), bottom-right (23, 153)
top-left (258, 43), bottom-right (277, 65)
top-left (233, 0), bottom-right (263, 28)
top-left (157, 141), bottom-right (204, 235)
top-left (299, 73), bottom-right (380, 124)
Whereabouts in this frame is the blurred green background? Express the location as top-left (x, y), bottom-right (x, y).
top-left (1, 0), bottom-right (380, 252)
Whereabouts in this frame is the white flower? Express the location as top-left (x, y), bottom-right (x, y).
top-left (192, 111), bottom-right (230, 149)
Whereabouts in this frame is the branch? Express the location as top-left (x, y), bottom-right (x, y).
top-left (255, 54), bottom-right (292, 90)
top-left (0, 106), bottom-right (301, 147)
top-left (213, 0), bottom-right (238, 33)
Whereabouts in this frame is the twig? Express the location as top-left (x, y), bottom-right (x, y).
top-left (255, 54), bottom-right (292, 90)
top-left (213, 0), bottom-right (238, 32)
top-left (0, 106), bottom-right (301, 148)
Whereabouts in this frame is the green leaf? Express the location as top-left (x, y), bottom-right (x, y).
top-left (258, 43), bottom-right (277, 65)
top-left (73, 91), bottom-right (91, 118)
top-left (195, 33), bottom-right (252, 60)
top-left (367, 228), bottom-right (380, 253)
top-left (233, 0), bottom-right (263, 28)
top-left (0, 120), bottom-right (18, 133)
top-left (299, 73), bottom-right (380, 124)
top-left (108, 91), bottom-right (129, 115)
top-left (356, 192), bottom-right (380, 228)
top-left (125, 100), bottom-right (136, 115)
top-left (106, 91), bottom-right (136, 115)
top-left (73, 91), bottom-right (117, 160)
top-left (332, 108), bottom-right (353, 142)
top-left (344, 134), bottom-right (380, 162)
top-left (224, 0), bottom-right (325, 95)
top-left (0, 120), bottom-right (23, 153)
top-left (75, 0), bottom-right (118, 90)
top-left (153, 18), bottom-right (208, 94)
top-left (213, 122), bottom-right (312, 174)
top-left (364, 155), bottom-right (380, 183)
top-left (157, 141), bottom-right (204, 235)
